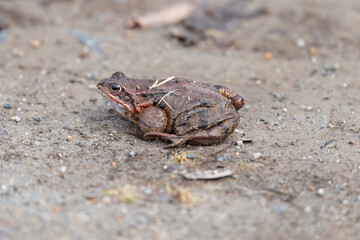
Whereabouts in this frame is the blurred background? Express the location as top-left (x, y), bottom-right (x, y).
top-left (1, 0), bottom-right (360, 239)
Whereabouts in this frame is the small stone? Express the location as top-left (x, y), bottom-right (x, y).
top-left (305, 206), bottom-right (311, 213)
top-left (13, 48), bottom-right (25, 57)
top-left (1, 185), bottom-right (8, 192)
top-left (129, 151), bottom-right (135, 157)
top-left (11, 116), bottom-right (21, 122)
top-left (217, 157), bottom-right (224, 162)
top-left (296, 38), bottom-right (305, 47)
top-left (253, 152), bottom-right (261, 159)
top-left (264, 52), bottom-right (272, 60)
top-left (102, 196), bottom-right (112, 204)
top-left (31, 39), bottom-right (41, 49)
top-left (63, 125), bottom-right (72, 130)
top-left (322, 95), bottom-right (330, 100)
top-left (33, 116), bottom-right (42, 122)
top-left (322, 64), bottom-right (338, 77)
top-left (3, 103), bottom-right (11, 109)
top-left (237, 140), bottom-right (244, 148)
top-left (309, 46), bottom-right (318, 56)
top-left (276, 205), bottom-right (288, 214)
top-left (80, 46), bottom-right (91, 58)
top-left (143, 189), bottom-right (152, 195)
top-left (111, 162), bottom-right (117, 168)
top-left (0, 130), bottom-right (8, 135)
top-left (186, 153), bottom-right (196, 159)
top-left (60, 166), bottom-right (66, 173)
top-left (317, 188), bottom-right (324, 196)
top-left (163, 165), bottom-right (175, 173)
top-left (66, 135), bottom-right (73, 141)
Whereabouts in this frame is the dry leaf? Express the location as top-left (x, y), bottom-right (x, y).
top-left (128, 3), bottom-right (195, 28)
top-left (181, 169), bottom-right (234, 180)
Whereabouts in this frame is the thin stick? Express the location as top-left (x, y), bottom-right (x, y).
top-left (149, 76), bottom-right (175, 90)
top-left (156, 90), bottom-right (177, 111)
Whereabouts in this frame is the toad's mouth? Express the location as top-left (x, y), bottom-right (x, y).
top-left (98, 89), bottom-right (132, 114)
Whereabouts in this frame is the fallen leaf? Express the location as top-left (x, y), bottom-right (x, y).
top-left (128, 3), bottom-right (195, 28)
top-left (181, 168), bottom-right (234, 180)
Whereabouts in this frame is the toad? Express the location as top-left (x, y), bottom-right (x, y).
top-left (97, 71), bottom-right (244, 148)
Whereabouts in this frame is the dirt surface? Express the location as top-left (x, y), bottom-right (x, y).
top-left (1, 0), bottom-right (360, 239)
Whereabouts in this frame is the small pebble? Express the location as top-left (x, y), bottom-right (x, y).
top-left (0, 130), bottom-right (8, 135)
top-left (129, 151), bottom-right (135, 157)
top-left (143, 189), bottom-right (152, 195)
top-left (1, 185), bottom-right (8, 192)
top-left (67, 135), bottom-right (73, 141)
top-left (3, 103), bottom-right (11, 109)
top-left (186, 153), bottom-right (196, 159)
top-left (33, 116), bottom-right (42, 122)
top-left (31, 39), bottom-right (41, 49)
top-left (296, 38), bottom-right (305, 47)
top-left (253, 152), bottom-right (261, 159)
top-left (80, 46), bottom-right (91, 58)
top-left (322, 64), bottom-right (338, 77)
top-left (317, 188), bottom-right (324, 196)
top-left (13, 49), bottom-right (25, 57)
top-left (63, 125), bottom-right (72, 130)
top-left (237, 140), bottom-right (244, 148)
top-left (309, 46), bottom-right (318, 56)
top-left (60, 166), bottom-right (67, 173)
top-left (11, 116), bottom-right (21, 122)
top-left (264, 52), bottom-right (272, 60)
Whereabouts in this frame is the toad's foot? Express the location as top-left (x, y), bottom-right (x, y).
top-left (144, 132), bottom-right (192, 148)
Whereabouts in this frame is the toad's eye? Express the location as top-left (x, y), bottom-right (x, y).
top-left (110, 83), bottom-right (122, 94)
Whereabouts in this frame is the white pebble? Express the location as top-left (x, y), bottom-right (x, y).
top-left (253, 152), bottom-right (261, 159)
top-left (1, 185), bottom-right (8, 192)
top-left (60, 166), bottom-right (67, 173)
top-left (129, 151), bottom-right (135, 157)
top-left (317, 188), bottom-right (324, 196)
top-left (296, 38), bottom-right (305, 47)
top-left (11, 116), bottom-right (21, 122)
top-left (237, 140), bottom-right (244, 148)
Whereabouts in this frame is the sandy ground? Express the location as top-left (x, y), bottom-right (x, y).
top-left (1, 0), bottom-right (360, 239)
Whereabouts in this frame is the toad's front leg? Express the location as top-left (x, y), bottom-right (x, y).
top-left (135, 107), bottom-right (168, 136)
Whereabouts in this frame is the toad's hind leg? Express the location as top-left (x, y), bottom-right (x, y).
top-left (145, 115), bottom-right (239, 148)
